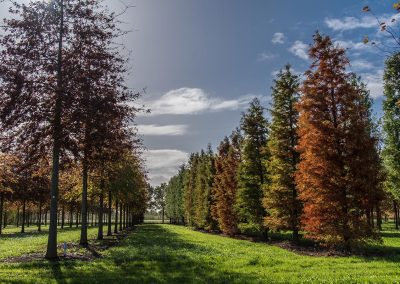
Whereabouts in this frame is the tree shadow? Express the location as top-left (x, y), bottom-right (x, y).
top-left (1, 224), bottom-right (259, 283)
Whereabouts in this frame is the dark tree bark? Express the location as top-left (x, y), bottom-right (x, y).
top-left (61, 205), bottom-right (65, 229)
top-left (21, 199), bottom-right (26, 233)
top-left (107, 190), bottom-right (112, 236)
top-left (114, 200), bottom-right (118, 233)
top-left (119, 203), bottom-right (123, 231)
top-left (16, 207), bottom-right (20, 227)
top-left (76, 210), bottom-right (79, 228)
top-left (69, 205), bottom-right (73, 228)
top-left (46, 0), bottom-right (64, 260)
top-left (395, 201), bottom-right (399, 230)
top-left (80, 158), bottom-right (89, 246)
top-left (38, 203), bottom-right (42, 232)
top-left (0, 195), bottom-right (3, 234)
top-left (3, 205), bottom-right (7, 229)
top-left (97, 184), bottom-right (104, 240)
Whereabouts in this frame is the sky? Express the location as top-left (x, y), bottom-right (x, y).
top-left (0, 0), bottom-right (398, 186)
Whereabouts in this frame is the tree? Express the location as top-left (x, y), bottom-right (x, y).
top-left (184, 154), bottom-right (199, 226)
top-left (212, 130), bottom-right (242, 236)
top-left (193, 146), bottom-right (216, 230)
top-left (165, 166), bottom-right (186, 224)
top-left (296, 33), bottom-right (383, 249)
top-left (382, 52), bottom-right (400, 229)
top-left (362, 4), bottom-right (400, 53)
top-left (235, 98), bottom-right (269, 236)
top-left (263, 65), bottom-right (301, 243)
top-left (153, 183), bottom-right (167, 223)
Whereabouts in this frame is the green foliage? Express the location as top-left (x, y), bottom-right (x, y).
top-left (382, 52), bottom-right (400, 201)
top-left (235, 98), bottom-right (269, 231)
top-left (263, 65), bottom-right (301, 241)
top-left (165, 166), bottom-right (186, 224)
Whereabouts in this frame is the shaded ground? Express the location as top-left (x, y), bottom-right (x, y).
top-left (0, 223), bottom-right (400, 283)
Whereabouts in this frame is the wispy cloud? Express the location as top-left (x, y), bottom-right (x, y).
top-left (137, 124), bottom-right (188, 136)
top-left (272, 32), bottom-right (285, 44)
top-left (258, 52), bottom-right (278, 61)
top-left (325, 14), bottom-right (400, 32)
top-left (334, 39), bottom-right (377, 51)
top-left (143, 149), bottom-right (189, 186)
top-left (325, 16), bottom-right (376, 31)
top-left (349, 59), bottom-right (374, 71)
top-left (359, 70), bottom-right (384, 99)
top-left (144, 88), bottom-right (256, 116)
top-left (289, 40), bottom-right (309, 60)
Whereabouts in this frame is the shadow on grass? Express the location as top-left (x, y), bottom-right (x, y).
top-left (2, 224), bottom-right (258, 284)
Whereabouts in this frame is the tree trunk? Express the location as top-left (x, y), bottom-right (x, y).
top-left (97, 186), bottom-right (104, 241)
top-left (162, 206), bottom-right (165, 224)
top-left (107, 190), bottom-right (112, 236)
top-left (27, 210), bottom-right (30, 227)
top-left (38, 203), bottom-right (42, 232)
top-left (0, 195), bottom-right (3, 235)
top-left (114, 200), bottom-right (118, 233)
top-left (16, 207), bottom-right (19, 227)
top-left (61, 205), bottom-right (65, 229)
top-left (80, 158), bottom-right (89, 246)
top-left (394, 200), bottom-right (399, 230)
top-left (69, 205), bottom-right (73, 228)
top-left (3, 205), bottom-right (6, 229)
top-left (377, 206), bottom-right (382, 231)
top-left (45, 0), bottom-right (64, 260)
top-left (119, 203), bottom-right (123, 231)
top-left (21, 199), bottom-right (26, 233)
top-left (91, 211), bottom-right (94, 227)
top-left (76, 209), bottom-right (79, 228)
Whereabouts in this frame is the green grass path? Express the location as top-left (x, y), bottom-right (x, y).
top-left (0, 224), bottom-right (400, 283)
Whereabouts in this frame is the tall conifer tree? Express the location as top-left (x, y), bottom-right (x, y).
top-left (296, 33), bottom-right (382, 248)
top-left (263, 65), bottom-right (301, 243)
top-left (235, 98), bottom-right (269, 234)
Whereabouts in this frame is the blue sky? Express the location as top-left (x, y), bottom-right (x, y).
top-left (128, 0), bottom-right (398, 185)
top-left (1, 0), bottom-right (398, 185)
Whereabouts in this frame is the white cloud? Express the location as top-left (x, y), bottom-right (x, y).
top-left (325, 14), bottom-right (400, 32)
top-left (350, 60), bottom-right (374, 70)
top-left (143, 149), bottom-right (189, 186)
top-left (289, 41), bottom-right (309, 60)
top-left (137, 124), bottom-right (188, 136)
top-left (144, 88), bottom-right (255, 116)
top-left (272, 32), bottom-right (285, 44)
top-left (325, 16), bottom-right (376, 31)
top-left (334, 40), bottom-right (376, 51)
top-left (360, 70), bottom-right (384, 99)
top-left (258, 52), bottom-right (277, 61)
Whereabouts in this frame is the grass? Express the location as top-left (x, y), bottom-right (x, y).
top-left (0, 223), bottom-right (399, 283)
top-left (0, 225), bottom-right (98, 259)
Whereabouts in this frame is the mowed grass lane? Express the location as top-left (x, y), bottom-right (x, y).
top-left (0, 223), bottom-right (399, 283)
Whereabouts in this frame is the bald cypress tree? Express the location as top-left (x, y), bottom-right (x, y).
top-left (235, 98), bottom-right (269, 235)
top-left (212, 130), bottom-right (242, 235)
top-left (296, 33), bottom-right (382, 249)
top-left (263, 65), bottom-right (301, 243)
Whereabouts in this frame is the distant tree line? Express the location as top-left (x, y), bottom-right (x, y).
top-left (165, 32), bottom-right (400, 250)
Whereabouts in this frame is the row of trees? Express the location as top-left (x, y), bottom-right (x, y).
top-left (165, 33), bottom-right (400, 250)
top-left (0, 0), bottom-right (148, 259)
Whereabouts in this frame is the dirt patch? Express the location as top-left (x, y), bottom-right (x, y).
top-left (271, 240), bottom-right (350, 257)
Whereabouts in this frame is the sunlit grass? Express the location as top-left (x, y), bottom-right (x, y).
top-left (0, 223), bottom-right (399, 283)
top-left (0, 225), bottom-right (98, 259)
